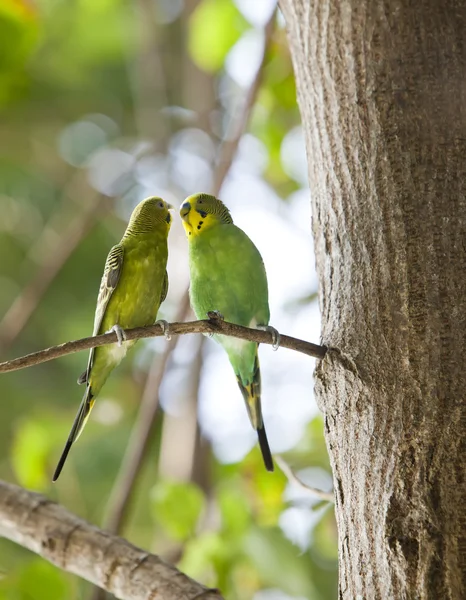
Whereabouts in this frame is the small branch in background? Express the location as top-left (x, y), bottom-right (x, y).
top-left (102, 295), bottom-right (191, 535)
top-left (131, 0), bottom-right (171, 144)
top-left (0, 479), bottom-right (224, 600)
top-left (0, 319), bottom-right (327, 375)
top-left (156, 338), bottom-right (206, 567)
top-left (212, 8), bottom-right (277, 194)
top-left (275, 456), bottom-right (335, 503)
top-left (181, 0), bottom-right (218, 134)
top-left (0, 192), bottom-right (110, 354)
top-left (157, 336), bottom-right (205, 484)
top-left (186, 339), bottom-right (210, 494)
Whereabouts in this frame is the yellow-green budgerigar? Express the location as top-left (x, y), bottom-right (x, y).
top-left (53, 197), bottom-right (172, 481)
top-left (180, 193), bottom-right (277, 472)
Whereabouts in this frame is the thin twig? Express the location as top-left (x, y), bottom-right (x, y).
top-left (275, 456), bottom-right (335, 503)
top-left (186, 338), bottom-right (210, 493)
top-left (131, 0), bottom-right (170, 144)
top-left (0, 318), bottom-right (326, 375)
top-left (0, 479), bottom-right (224, 600)
top-left (157, 336), bottom-right (205, 485)
top-left (156, 338), bottom-right (206, 567)
top-left (102, 295), bottom-right (191, 534)
top-left (212, 9), bottom-right (277, 194)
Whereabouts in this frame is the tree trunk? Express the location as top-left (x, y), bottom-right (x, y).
top-left (279, 0), bottom-right (466, 598)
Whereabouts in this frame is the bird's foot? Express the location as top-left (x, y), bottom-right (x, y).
top-left (258, 325), bottom-right (281, 351)
top-left (206, 311), bottom-right (224, 337)
top-left (156, 319), bottom-right (171, 341)
top-left (207, 310), bottom-right (224, 321)
top-left (109, 324), bottom-right (126, 347)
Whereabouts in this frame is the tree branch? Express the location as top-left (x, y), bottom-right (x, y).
top-left (0, 318), bottom-right (326, 375)
top-left (275, 456), bottom-right (335, 503)
top-left (212, 7), bottom-right (276, 193)
top-left (0, 479), bottom-right (223, 600)
top-left (102, 296), bottom-right (191, 535)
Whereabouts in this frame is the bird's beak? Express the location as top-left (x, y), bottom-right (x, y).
top-left (180, 202), bottom-right (191, 221)
top-left (165, 203), bottom-right (174, 223)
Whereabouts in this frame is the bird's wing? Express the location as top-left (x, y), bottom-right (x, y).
top-left (92, 244), bottom-right (125, 336)
top-left (78, 244), bottom-right (124, 385)
top-left (160, 269), bottom-right (169, 304)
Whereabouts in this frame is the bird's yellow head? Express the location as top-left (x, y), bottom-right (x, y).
top-left (179, 193), bottom-right (233, 239)
top-left (125, 196), bottom-right (173, 236)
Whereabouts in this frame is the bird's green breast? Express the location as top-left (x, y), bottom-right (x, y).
top-left (101, 235), bottom-right (167, 332)
top-left (90, 231), bottom-right (168, 393)
top-left (189, 223), bottom-right (269, 327)
top-left (189, 222), bottom-right (269, 385)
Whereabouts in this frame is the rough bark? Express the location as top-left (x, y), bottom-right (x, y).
top-left (0, 480), bottom-right (223, 600)
top-left (279, 0), bottom-right (466, 598)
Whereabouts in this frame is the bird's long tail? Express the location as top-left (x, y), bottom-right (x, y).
top-left (236, 351), bottom-right (274, 472)
top-left (53, 385), bottom-right (95, 481)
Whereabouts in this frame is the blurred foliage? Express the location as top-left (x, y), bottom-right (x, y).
top-left (189, 0), bottom-right (247, 71)
top-left (0, 0), bottom-right (40, 105)
top-left (151, 479), bottom-right (205, 541)
top-left (0, 0), bottom-right (337, 599)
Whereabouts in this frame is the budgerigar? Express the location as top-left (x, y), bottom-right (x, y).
top-left (53, 196), bottom-right (172, 481)
top-left (180, 193), bottom-right (277, 472)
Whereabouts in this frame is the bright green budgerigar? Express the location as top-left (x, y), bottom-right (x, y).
top-left (53, 196), bottom-right (172, 481)
top-left (180, 193), bottom-right (276, 472)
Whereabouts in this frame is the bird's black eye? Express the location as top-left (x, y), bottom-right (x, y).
top-left (158, 201), bottom-right (164, 208)
top-left (198, 199), bottom-right (203, 204)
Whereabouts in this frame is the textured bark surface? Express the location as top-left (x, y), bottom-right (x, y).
top-left (0, 480), bottom-right (223, 600)
top-left (280, 0), bottom-right (466, 598)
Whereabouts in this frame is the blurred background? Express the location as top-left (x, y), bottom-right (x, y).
top-left (0, 0), bottom-right (337, 598)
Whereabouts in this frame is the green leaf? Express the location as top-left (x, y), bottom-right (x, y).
top-left (245, 527), bottom-right (320, 599)
top-left (218, 485), bottom-right (250, 537)
top-left (0, 558), bottom-right (73, 600)
top-left (150, 480), bottom-right (205, 541)
top-left (0, 0), bottom-right (40, 105)
top-left (188, 0), bottom-right (247, 72)
top-left (179, 531), bottom-right (225, 584)
top-left (11, 420), bottom-right (53, 491)
top-left (0, 0), bottom-right (39, 70)
top-left (312, 508), bottom-right (339, 562)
